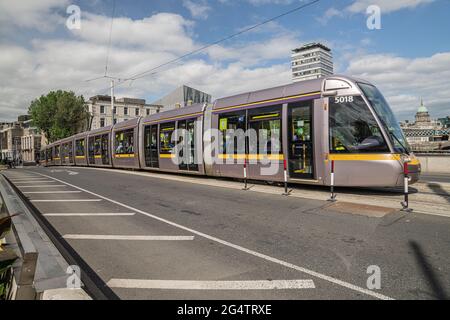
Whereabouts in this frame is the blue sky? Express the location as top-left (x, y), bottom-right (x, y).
top-left (1, 0), bottom-right (449, 121)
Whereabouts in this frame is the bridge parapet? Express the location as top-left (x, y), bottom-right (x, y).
top-left (416, 153), bottom-right (450, 174)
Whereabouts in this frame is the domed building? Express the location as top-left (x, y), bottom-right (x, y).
top-left (400, 99), bottom-right (449, 151)
top-left (414, 99), bottom-right (434, 128)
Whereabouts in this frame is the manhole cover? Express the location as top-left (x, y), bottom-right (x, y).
top-left (325, 201), bottom-right (396, 217)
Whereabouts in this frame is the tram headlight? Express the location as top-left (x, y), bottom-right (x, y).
top-left (401, 155), bottom-right (411, 163)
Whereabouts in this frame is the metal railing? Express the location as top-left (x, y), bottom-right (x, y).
top-left (0, 181), bottom-right (38, 300)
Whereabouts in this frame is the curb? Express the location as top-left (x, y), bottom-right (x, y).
top-left (0, 174), bottom-right (92, 300)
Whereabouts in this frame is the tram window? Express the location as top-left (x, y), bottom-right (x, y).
top-left (218, 111), bottom-right (246, 154)
top-left (101, 134), bottom-right (109, 155)
top-left (88, 137), bottom-right (95, 159)
top-left (358, 83), bottom-right (410, 153)
top-left (61, 144), bottom-right (66, 163)
top-left (68, 141), bottom-right (73, 161)
top-left (55, 145), bottom-right (60, 157)
top-left (160, 122), bottom-right (175, 154)
top-left (94, 136), bottom-right (101, 155)
top-left (75, 139), bottom-right (85, 156)
top-left (115, 128), bottom-right (134, 154)
top-left (248, 106), bottom-right (282, 155)
top-left (62, 143), bottom-right (66, 156)
top-left (329, 95), bottom-right (389, 153)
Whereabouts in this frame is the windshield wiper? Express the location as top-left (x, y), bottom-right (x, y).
top-left (389, 129), bottom-right (409, 154)
top-left (377, 117), bottom-right (409, 154)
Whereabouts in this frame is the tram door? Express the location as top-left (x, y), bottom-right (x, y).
top-left (88, 137), bottom-right (95, 164)
top-left (101, 134), bottom-right (110, 165)
top-left (176, 119), bottom-right (198, 172)
top-left (144, 125), bottom-right (159, 168)
top-left (288, 101), bottom-right (314, 179)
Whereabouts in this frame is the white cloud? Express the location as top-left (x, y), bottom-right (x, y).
top-left (346, 52), bottom-right (450, 119)
top-left (0, 0), bottom-right (69, 32)
top-left (246, 0), bottom-right (294, 5)
top-left (182, 0), bottom-right (211, 20)
top-left (70, 12), bottom-right (196, 54)
top-left (206, 34), bottom-right (298, 65)
top-left (318, 0), bottom-right (434, 24)
top-left (316, 7), bottom-right (343, 25)
top-left (346, 0), bottom-right (434, 14)
top-left (0, 7), bottom-right (298, 121)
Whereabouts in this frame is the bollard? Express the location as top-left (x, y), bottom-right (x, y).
top-left (282, 159), bottom-right (291, 196)
top-left (327, 160), bottom-right (337, 202)
top-left (242, 157), bottom-right (249, 190)
top-left (400, 161), bottom-right (413, 212)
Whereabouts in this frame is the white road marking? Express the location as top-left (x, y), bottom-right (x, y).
top-left (63, 234), bottom-right (194, 241)
top-left (107, 279), bottom-right (315, 290)
top-left (16, 185), bottom-right (67, 187)
top-left (12, 181), bottom-right (55, 183)
top-left (44, 212), bottom-right (135, 216)
top-left (9, 176), bottom-right (52, 179)
top-left (10, 178), bottom-right (53, 181)
top-left (31, 199), bottom-right (102, 202)
top-left (35, 171), bottom-right (394, 300)
top-left (23, 191), bottom-right (82, 194)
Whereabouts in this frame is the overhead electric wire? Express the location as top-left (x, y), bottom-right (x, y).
top-left (104, 0), bottom-right (116, 77)
top-left (122, 0), bottom-right (321, 82)
top-left (75, 0), bottom-right (321, 97)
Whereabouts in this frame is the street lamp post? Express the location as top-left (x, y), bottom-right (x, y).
top-left (111, 79), bottom-right (115, 126)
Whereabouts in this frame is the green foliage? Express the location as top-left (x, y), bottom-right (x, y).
top-left (28, 90), bottom-right (89, 143)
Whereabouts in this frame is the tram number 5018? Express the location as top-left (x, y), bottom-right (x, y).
top-left (334, 96), bottom-right (354, 103)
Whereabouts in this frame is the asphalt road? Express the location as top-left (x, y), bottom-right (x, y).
top-left (3, 166), bottom-right (450, 300)
top-left (420, 173), bottom-right (450, 184)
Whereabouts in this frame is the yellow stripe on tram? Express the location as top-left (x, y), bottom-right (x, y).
top-left (327, 154), bottom-right (402, 161)
top-left (160, 154), bottom-right (175, 159)
top-left (114, 154), bottom-right (135, 158)
top-left (218, 154), bottom-right (284, 160)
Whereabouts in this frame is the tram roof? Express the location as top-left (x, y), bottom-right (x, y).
top-left (212, 74), bottom-right (371, 110)
top-left (141, 103), bottom-right (205, 124)
top-left (86, 124), bottom-right (113, 136)
top-left (213, 77), bottom-right (323, 110)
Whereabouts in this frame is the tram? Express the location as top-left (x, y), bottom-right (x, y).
top-left (40, 75), bottom-right (420, 187)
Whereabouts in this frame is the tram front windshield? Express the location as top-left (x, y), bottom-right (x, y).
top-left (358, 82), bottom-right (410, 154)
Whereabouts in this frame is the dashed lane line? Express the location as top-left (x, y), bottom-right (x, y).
top-left (34, 171), bottom-right (394, 300)
top-left (16, 185), bottom-right (67, 187)
top-left (31, 199), bottom-right (102, 202)
top-left (44, 213), bottom-right (135, 216)
top-left (23, 191), bottom-right (82, 194)
top-left (9, 180), bottom-right (56, 183)
top-left (63, 235), bottom-right (194, 241)
top-left (107, 279), bottom-right (315, 290)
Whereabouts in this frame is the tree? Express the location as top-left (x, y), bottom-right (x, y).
top-left (28, 90), bottom-right (89, 143)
